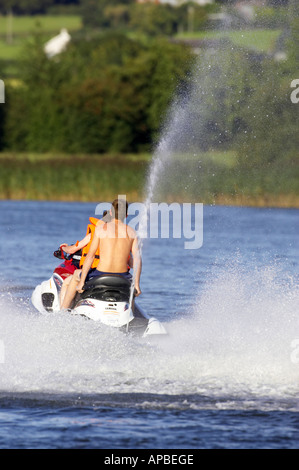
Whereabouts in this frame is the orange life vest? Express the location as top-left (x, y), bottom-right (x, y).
top-left (79, 217), bottom-right (101, 269)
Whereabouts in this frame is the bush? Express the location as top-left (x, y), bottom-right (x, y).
top-left (3, 32), bottom-right (193, 153)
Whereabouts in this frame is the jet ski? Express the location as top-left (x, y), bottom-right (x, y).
top-left (31, 247), bottom-right (167, 338)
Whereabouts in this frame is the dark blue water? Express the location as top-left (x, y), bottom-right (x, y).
top-left (0, 200), bottom-right (298, 449)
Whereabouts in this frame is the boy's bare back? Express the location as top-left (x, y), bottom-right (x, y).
top-left (95, 220), bottom-right (137, 273)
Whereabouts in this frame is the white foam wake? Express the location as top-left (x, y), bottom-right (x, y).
top-left (0, 263), bottom-right (298, 411)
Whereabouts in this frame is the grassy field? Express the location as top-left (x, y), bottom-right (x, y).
top-left (0, 14), bottom-right (82, 76)
top-left (176, 28), bottom-right (282, 53)
top-left (0, 14), bottom-right (282, 69)
top-left (0, 14), bottom-right (82, 36)
top-left (0, 152), bottom-right (297, 208)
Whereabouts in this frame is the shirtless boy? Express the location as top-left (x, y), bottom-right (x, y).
top-left (77, 198), bottom-right (142, 297)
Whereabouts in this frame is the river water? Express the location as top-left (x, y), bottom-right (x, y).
top-left (0, 200), bottom-right (298, 449)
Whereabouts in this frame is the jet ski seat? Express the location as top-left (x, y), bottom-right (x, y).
top-left (81, 274), bottom-right (132, 302)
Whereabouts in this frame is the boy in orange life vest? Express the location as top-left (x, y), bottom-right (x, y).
top-left (60, 212), bottom-right (108, 258)
top-left (59, 212), bottom-right (109, 307)
top-left (59, 230), bottom-right (92, 257)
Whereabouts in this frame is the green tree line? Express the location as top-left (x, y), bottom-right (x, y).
top-left (0, 0), bottom-right (297, 171)
top-left (0, 0), bottom-right (79, 15)
top-left (0, 0), bottom-right (212, 33)
top-left (80, 0), bottom-right (210, 35)
top-left (0, 0), bottom-right (290, 15)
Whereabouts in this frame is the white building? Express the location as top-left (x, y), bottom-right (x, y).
top-left (44, 28), bottom-right (71, 58)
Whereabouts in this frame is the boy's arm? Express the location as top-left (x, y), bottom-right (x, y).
top-left (77, 230), bottom-right (100, 292)
top-left (61, 234), bottom-right (91, 254)
top-left (132, 236), bottom-right (142, 296)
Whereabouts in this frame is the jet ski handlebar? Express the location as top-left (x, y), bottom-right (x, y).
top-left (53, 246), bottom-right (82, 261)
top-left (53, 248), bottom-right (64, 259)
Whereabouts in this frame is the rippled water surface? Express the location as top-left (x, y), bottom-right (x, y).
top-left (0, 200), bottom-right (298, 449)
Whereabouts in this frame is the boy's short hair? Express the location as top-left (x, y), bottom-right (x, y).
top-left (111, 198), bottom-right (128, 221)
